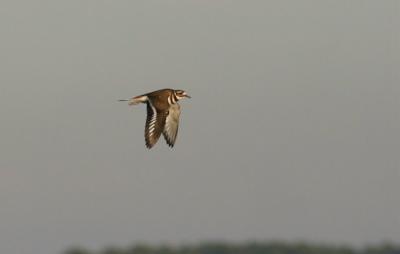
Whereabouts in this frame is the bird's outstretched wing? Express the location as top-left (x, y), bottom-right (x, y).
top-left (145, 101), bottom-right (167, 149)
top-left (163, 103), bottom-right (181, 147)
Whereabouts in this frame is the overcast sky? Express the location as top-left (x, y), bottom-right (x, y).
top-left (0, 1), bottom-right (399, 254)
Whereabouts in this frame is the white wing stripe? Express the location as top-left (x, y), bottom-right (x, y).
top-left (148, 102), bottom-right (157, 136)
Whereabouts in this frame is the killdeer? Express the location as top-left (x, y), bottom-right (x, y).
top-left (119, 88), bottom-right (191, 149)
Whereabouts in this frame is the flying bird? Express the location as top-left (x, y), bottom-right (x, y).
top-left (119, 88), bottom-right (191, 149)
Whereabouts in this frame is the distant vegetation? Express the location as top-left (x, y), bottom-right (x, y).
top-left (64, 242), bottom-right (400, 254)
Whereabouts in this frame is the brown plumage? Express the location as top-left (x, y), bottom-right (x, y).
top-left (120, 88), bottom-right (190, 148)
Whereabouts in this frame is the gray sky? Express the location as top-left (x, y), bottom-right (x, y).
top-left (0, 1), bottom-right (399, 254)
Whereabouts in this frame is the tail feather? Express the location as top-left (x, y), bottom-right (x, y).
top-left (128, 95), bottom-right (148, 105)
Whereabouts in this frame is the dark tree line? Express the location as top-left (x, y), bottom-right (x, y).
top-left (64, 242), bottom-right (400, 254)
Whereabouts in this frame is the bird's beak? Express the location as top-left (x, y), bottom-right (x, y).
top-left (185, 94), bottom-right (191, 98)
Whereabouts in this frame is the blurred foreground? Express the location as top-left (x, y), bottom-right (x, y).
top-left (65, 242), bottom-right (400, 254)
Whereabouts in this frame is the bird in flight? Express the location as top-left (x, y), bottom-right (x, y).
top-left (120, 88), bottom-right (191, 149)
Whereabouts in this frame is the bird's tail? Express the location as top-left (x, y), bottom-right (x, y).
top-left (119, 95), bottom-right (148, 105)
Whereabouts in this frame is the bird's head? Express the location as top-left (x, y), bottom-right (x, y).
top-left (174, 89), bottom-right (191, 100)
